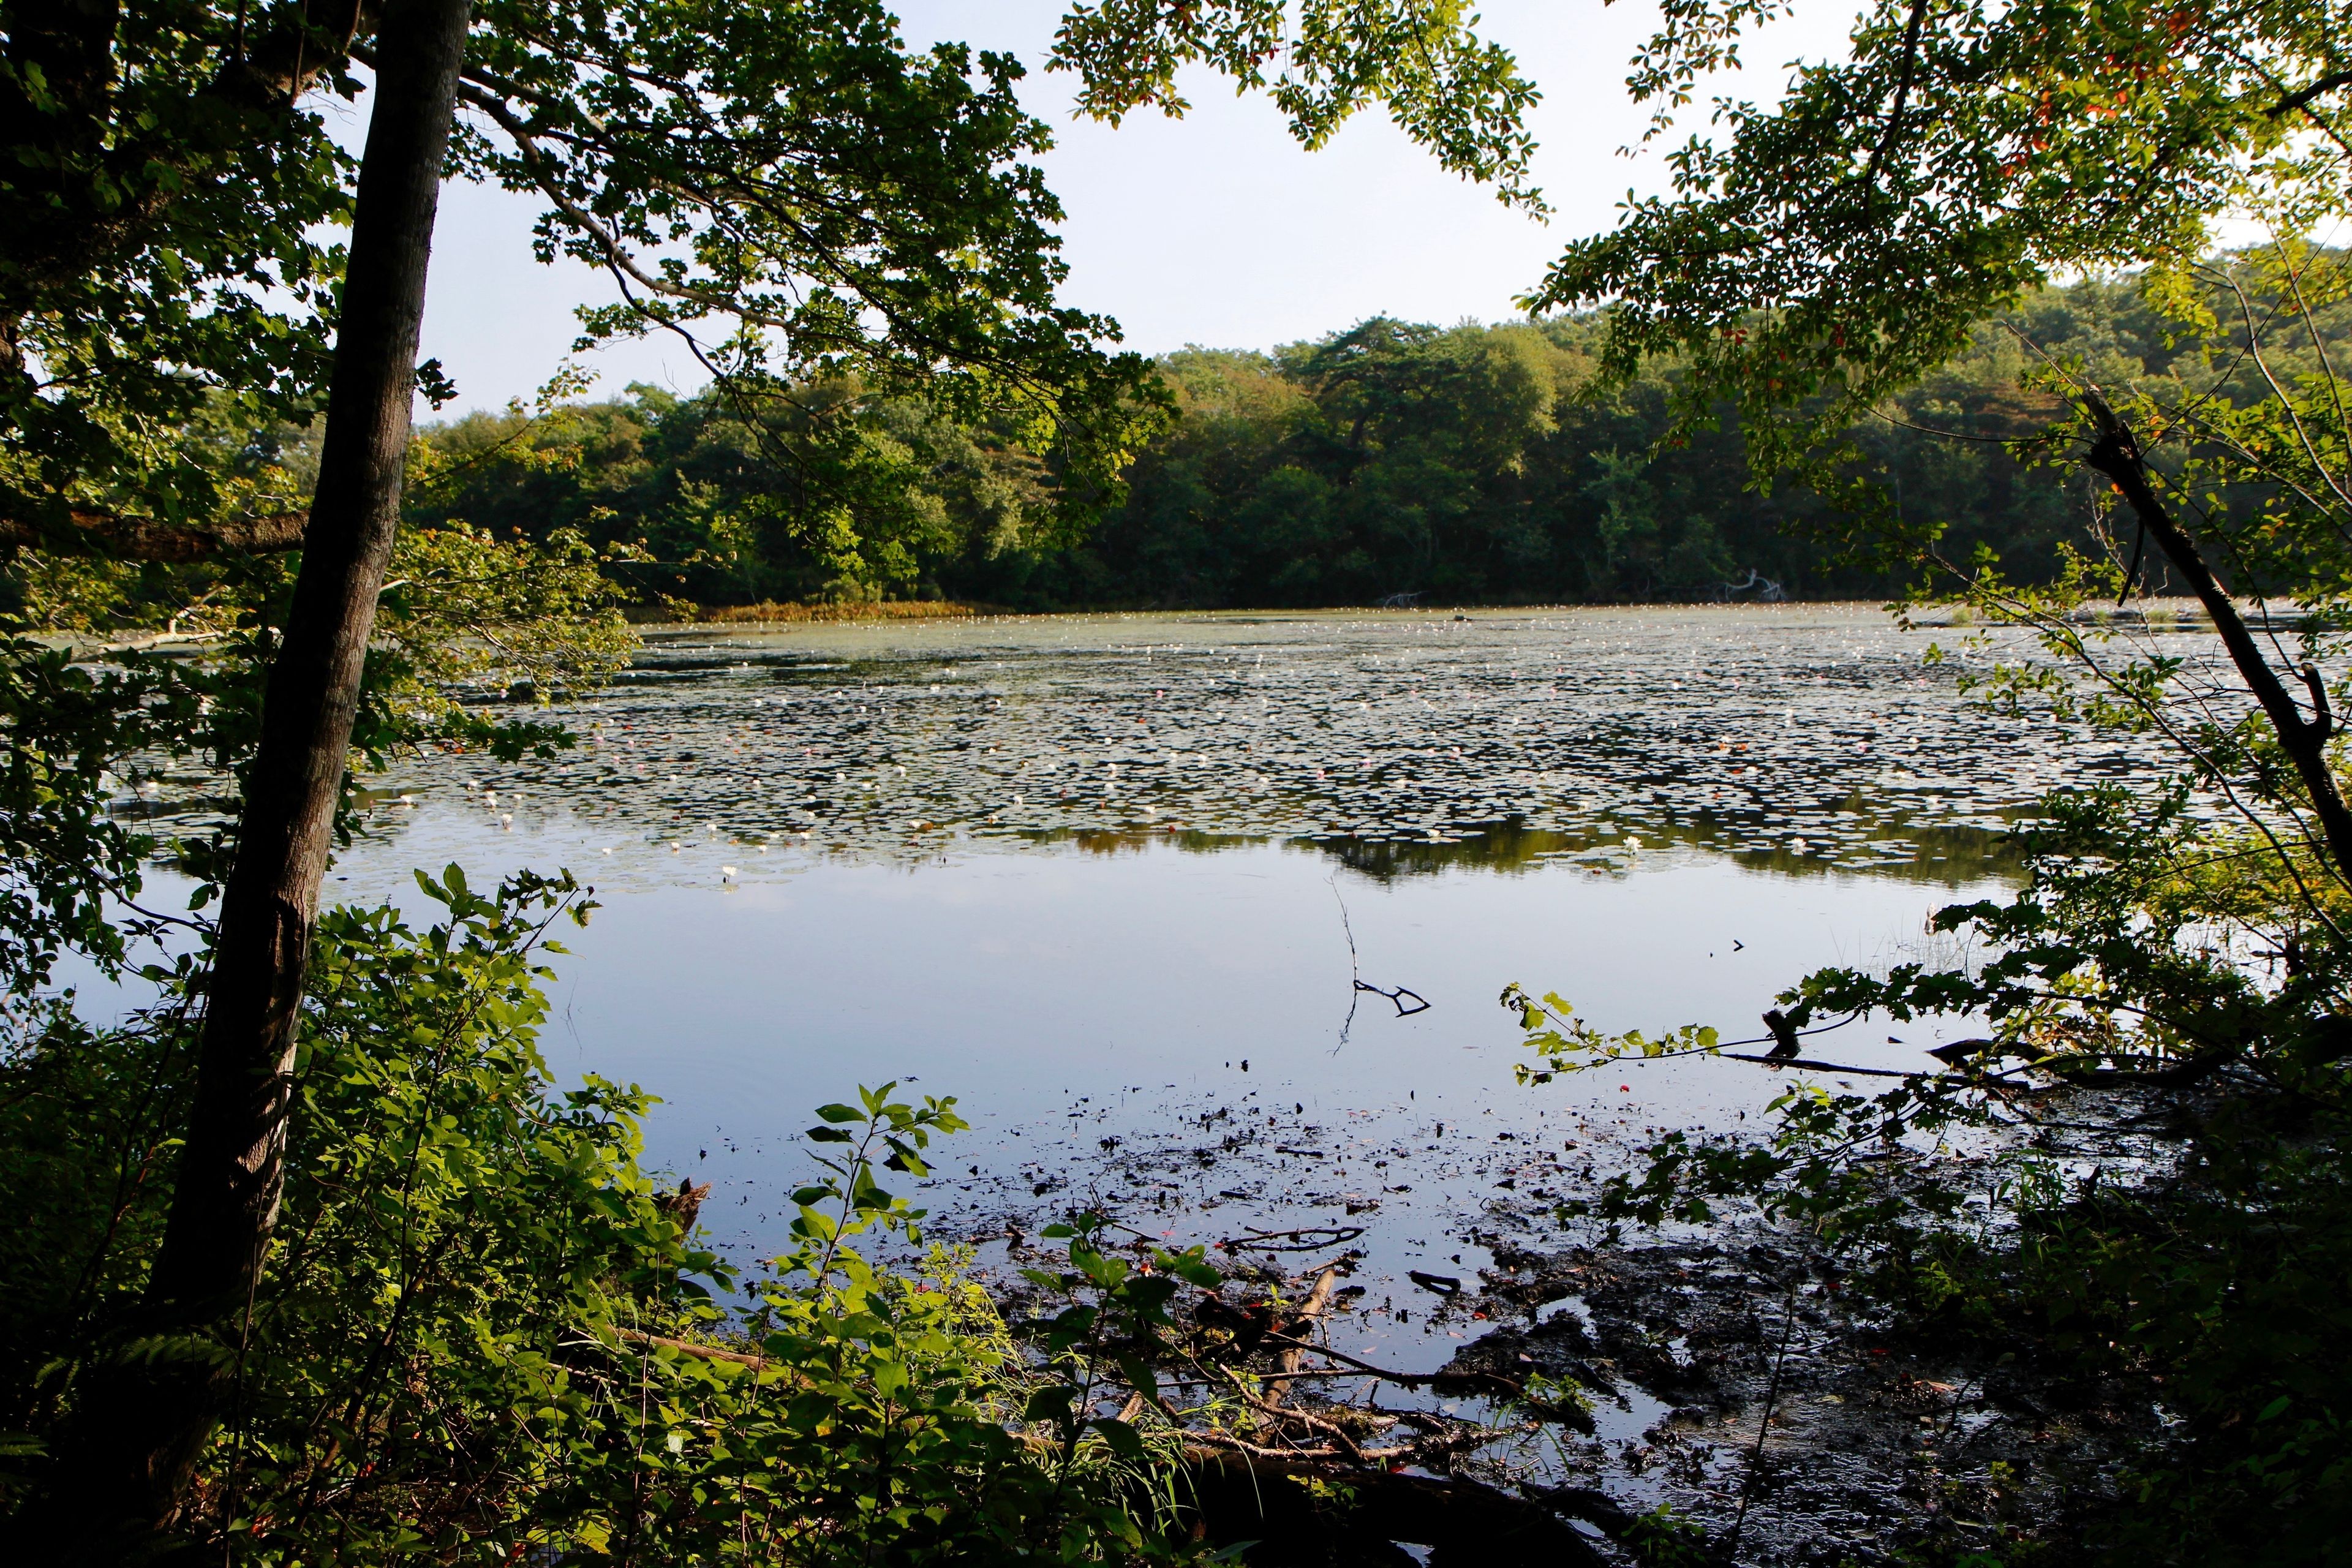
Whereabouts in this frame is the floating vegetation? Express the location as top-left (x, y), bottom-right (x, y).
top-left (331, 605), bottom-right (2215, 885)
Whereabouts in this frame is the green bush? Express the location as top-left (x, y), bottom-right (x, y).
top-left (1, 867), bottom-right (1177, 1563)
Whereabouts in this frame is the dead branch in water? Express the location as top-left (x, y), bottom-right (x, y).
top-left (1332, 878), bottom-right (1428, 1044)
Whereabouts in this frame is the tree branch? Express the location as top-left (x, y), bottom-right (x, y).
top-left (1861, 0), bottom-right (1932, 188)
top-left (2267, 70), bottom-right (2352, 119)
top-left (0, 510), bottom-right (308, 562)
top-left (2075, 383), bottom-right (2352, 886)
top-left (447, 79), bottom-right (798, 332)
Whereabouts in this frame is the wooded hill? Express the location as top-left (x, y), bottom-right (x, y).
top-left (404, 271), bottom-right (2313, 611)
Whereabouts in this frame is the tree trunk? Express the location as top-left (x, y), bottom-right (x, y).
top-left (29, 0), bottom-right (472, 1556)
top-left (2077, 386), bottom-right (2352, 886)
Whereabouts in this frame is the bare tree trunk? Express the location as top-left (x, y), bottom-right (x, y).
top-left (2079, 386), bottom-right (2352, 884)
top-left (29, 0), bottom-right (472, 1556)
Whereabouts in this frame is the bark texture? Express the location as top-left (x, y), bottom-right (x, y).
top-left (26, 0), bottom-right (472, 1556)
top-left (0, 509), bottom-right (309, 561)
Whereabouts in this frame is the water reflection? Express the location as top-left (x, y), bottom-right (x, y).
top-left (90, 608), bottom-right (2193, 1300)
top-left (65, 606), bottom-right (2207, 1544)
top-left (1300, 813), bottom-right (2024, 884)
top-left (1025, 814), bottom-right (2022, 885)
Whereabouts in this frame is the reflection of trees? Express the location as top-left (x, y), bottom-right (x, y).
top-left (1044, 818), bottom-right (2020, 886)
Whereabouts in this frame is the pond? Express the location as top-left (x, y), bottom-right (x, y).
top-left (265, 605), bottom-right (2188, 1306)
top-left (102, 602), bottom-right (2218, 1551)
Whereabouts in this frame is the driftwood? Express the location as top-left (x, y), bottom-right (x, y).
top-left (1218, 1224), bottom-right (1365, 1254)
top-left (1262, 1265), bottom-right (1341, 1409)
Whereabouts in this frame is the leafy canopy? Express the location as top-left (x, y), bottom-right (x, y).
top-left (1536, 0), bottom-right (2352, 477)
top-left (1506, 1), bottom-right (2352, 1556)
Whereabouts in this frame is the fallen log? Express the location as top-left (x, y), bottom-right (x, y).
top-left (1264, 1265), bottom-right (1343, 1409)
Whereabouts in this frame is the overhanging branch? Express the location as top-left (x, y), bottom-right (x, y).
top-left (2076, 383), bottom-right (2352, 887)
top-left (0, 510), bottom-right (309, 562)
top-left (2267, 70), bottom-right (2352, 119)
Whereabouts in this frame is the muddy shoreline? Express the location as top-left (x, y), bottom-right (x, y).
top-left (958, 1121), bottom-right (2164, 1567)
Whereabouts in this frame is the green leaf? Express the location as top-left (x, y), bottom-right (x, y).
top-left (804, 1126), bottom-right (854, 1144)
top-left (1023, 1384), bottom-right (1077, 1423)
top-left (1092, 1416), bottom-right (1147, 1460)
top-left (1166, 1253), bottom-right (1223, 1288)
top-left (1117, 1353), bottom-right (1161, 1405)
top-left (814, 1102), bottom-right (864, 1124)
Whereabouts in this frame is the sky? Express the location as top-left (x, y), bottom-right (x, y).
top-left (404, 1), bottom-right (1862, 417)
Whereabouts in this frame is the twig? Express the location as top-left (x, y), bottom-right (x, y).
top-left (1181, 1432), bottom-right (1412, 1464)
top-left (1720, 1051), bottom-right (1920, 1079)
top-left (612, 1327), bottom-right (769, 1368)
top-left (1728, 1281), bottom-right (1802, 1556)
top-left (1218, 1225), bottom-right (1365, 1254)
top-left (1332, 876), bottom-right (1428, 1045)
top-left (1264, 1266), bottom-right (1341, 1411)
top-left (1256, 1332), bottom-right (1531, 1403)
top-left (1226, 1376), bottom-right (1370, 1463)
top-left (1357, 979), bottom-right (1430, 1016)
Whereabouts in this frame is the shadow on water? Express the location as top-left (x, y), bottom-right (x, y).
top-left (1035, 815), bottom-right (2023, 886)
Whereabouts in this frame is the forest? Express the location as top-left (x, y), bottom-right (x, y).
top-left (401, 279), bottom-right (2203, 612)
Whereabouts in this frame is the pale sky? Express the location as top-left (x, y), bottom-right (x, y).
top-left (404, 1), bottom-right (1861, 416)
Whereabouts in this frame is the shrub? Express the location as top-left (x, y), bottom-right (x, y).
top-left (2, 867), bottom-right (1174, 1564)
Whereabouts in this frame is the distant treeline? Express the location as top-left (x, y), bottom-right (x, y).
top-left (409, 276), bottom-right (2258, 609)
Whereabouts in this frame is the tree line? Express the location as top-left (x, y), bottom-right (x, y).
top-left (401, 273), bottom-right (2275, 612)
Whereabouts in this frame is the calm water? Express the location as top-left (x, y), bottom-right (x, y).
top-left (105, 606), bottom-right (2209, 1383)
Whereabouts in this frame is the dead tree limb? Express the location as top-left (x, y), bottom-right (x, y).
top-left (2078, 385), bottom-right (2352, 886)
top-left (1262, 1265), bottom-right (1341, 1411)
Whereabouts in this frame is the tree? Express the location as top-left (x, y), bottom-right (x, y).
top-left (1536, 0), bottom-right (2352, 1046)
top-left (28, 0), bottom-right (477, 1550)
top-left (1513, 0), bottom-right (2352, 1554)
top-left (1538, 0), bottom-right (2352, 876)
top-left (2, 0), bottom-right (1545, 1553)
